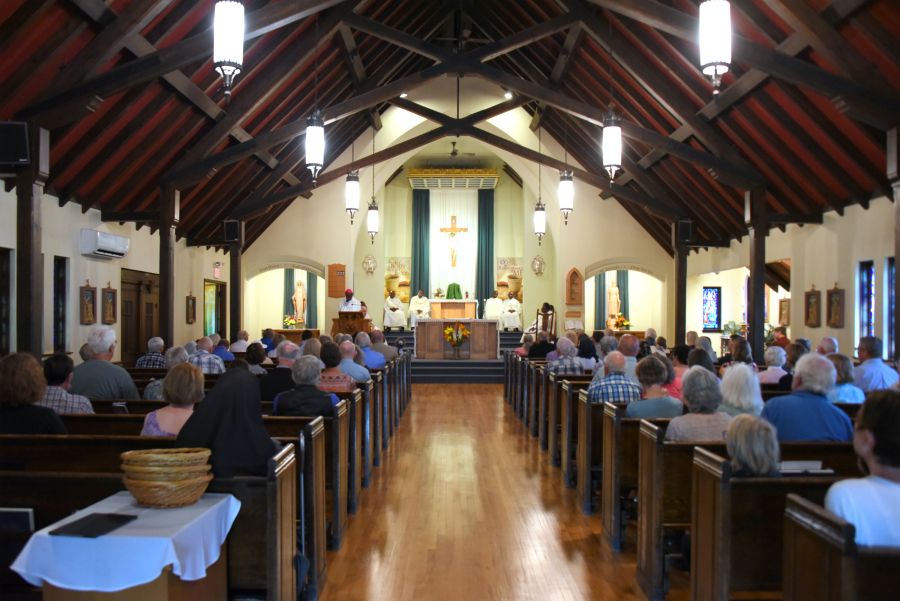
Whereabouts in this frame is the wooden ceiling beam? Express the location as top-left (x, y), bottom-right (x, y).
top-left (0, 0), bottom-right (55, 58)
top-left (766, 212), bottom-right (825, 224)
top-left (337, 24), bottom-right (383, 131)
top-left (530, 25), bottom-right (583, 131)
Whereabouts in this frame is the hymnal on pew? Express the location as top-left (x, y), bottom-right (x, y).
top-left (778, 460), bottom-right (835, 476)
top-left (48, 513), bottom-right (137, 538)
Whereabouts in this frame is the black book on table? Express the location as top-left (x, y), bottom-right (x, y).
top-left (48, 513), bottom-right (137, 538)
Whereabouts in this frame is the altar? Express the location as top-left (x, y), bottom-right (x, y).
top-left (430, 300), bottom-right (478, 319)
top-left (415, 319), bottom-right (499, 360)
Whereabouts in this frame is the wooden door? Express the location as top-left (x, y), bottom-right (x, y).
top-left (120, 288), bottom-right (139, 366)
top-left (121, 269), bottom-right (160, 367)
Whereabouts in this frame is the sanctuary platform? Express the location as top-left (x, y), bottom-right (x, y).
top-left (386, 330), bottom-right (522, 383)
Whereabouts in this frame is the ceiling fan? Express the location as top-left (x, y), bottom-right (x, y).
top-left (432, 141), bottom-right (476, 158)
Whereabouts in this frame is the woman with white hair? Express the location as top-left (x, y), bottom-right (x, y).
top-left (665, 367), bottom-right (733, 441)
top-left (757, 345), bottom-right (788, 383)
top-left (720, 363), bottom-right (764, 417)
top-left (696, 336), bottom-right (717, 363)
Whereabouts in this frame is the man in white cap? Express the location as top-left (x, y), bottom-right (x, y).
top-left (339, 289), bottom-right (361, 312)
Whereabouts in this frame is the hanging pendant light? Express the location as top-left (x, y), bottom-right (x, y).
top-left (534, 127), bottom-right (546, 245)
top-left (558, 120), bottom-right (573, 224)
top-left (699, 0), bottom-right (731, 94)
top-left (306, 16), bottom-right (324, 185)
top-left (213, 1), bottom-right (244, 104)
top-left (367, 129), bottom-right (378, 243)
top-left (602, 104), bottom-right (622, 181)
top-left (345, 172), bottom-right (360, 224)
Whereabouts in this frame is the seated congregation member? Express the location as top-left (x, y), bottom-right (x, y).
top-left (626, 356), bottom-right (682, 418)
top-left (586, 352), bottom-right (642, 405)
top-left (318, 335), bottom-right (333, 346)
top-left (761, 353), bottom-right (853, 442)
top-left (188, 337), bottom-right (226, 375)
top-left (339, 341), bottom-right (370, 382)
top-left (825, 390), bottom-right (900, 546)
top-left (299, 329), bottom-right (314, 352)
top-left (267, 334), bottom-right (286, 358)
top-left (302, 338), bottom-right (325, 369)
top-left (209, 333), bottom-right (221, 347)
top-left (796, 338), bottom-right (812, 353)
top-left (371, 330), bottom-right (399, 362)
top-left (590, 336), bottom-right (619, 378)
top-left (546, 338), bottom-right (582, 376)
top-left (212, 338), bottom-right (235, 361)
top-left (183, 340), bottom-right (199, 357)
top-left (546, 331), bottom-right (577, 362)
top-left (259, 341), bottom-right (301, 402)
top-left (726, 414), bottom-right (781, 477)
top-left (687, 348), bottom-right (716, 373)
top-left (778, 342), bottom-right (809, 391)
top-left (228, 359), bottom-right (250, 371)
top-left (658, 354), bottom-right (682, 400)
top-left (230, 330), bottom-right (251, 353)
top-left (771, 326), bottom-right (791, 349)
top-left (245, 343), bottom-right (269, 375)
top-left (670, 345), bottom-right (690, 380)
top-left (260, 328), bottom-right (276, 354)
top-left (144, 347), bottom-right (189, 400)
top-left (39, 353), bottom-right (93, 414)
top-left (383, 290), bottom-right (406, 331)
top-left (318, 342), bottom-right (356, 392)
top-left (527, 331), bottom-right (555, 359)
top-left (591, 332), bottom-right (603, 357)
top-left (617, 334), bottom-right (641, 384)
top-left (853, 336), bottom-right (898, 392)
top-left (135, 337), bottom-right (166, 368)
top-left (274, 356), bottom-right (336, 418)
top-left (685, 330), bottom-right (698, 349)
top-left (353, 344), bottom-right (367, 368)
top-left (655, 336), bottom-right (668, 356)
top-left (719, 337), bottom-right (757, 375)
top-left (816, 336), bottom-right (838, 355)
top-left (757, 346), bottom-right (788, 384)
top-left (141, 363), bottom-right (203, 437)
top-left (696, 336), bottom-right (717, 363)
top-left (826, 353), bottom-right (865, 404)
top-left (70, 326), bottom-right (140, 399)
top-left (575, 336), bottom-right (599, 371)
top-left (176, 369), bottom-right (278, 478)
top-left (0, 353), bottom-right (66, 434)
top-left (719, 363), bottom-right (763, 417)
top-left (515, 334), bottom-right (534, 357)
top-left (355, 332), bottom-right (386, 369)
top-left (665, 367), bottom-right (732, 442)
top-left (78, 343), bottom-right (92, 362)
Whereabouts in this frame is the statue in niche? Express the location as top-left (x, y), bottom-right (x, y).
top-left (292, 280), bottom-right (306, 320)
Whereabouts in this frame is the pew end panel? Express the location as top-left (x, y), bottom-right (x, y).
top-left (560, 377), bottom-right (598, 489)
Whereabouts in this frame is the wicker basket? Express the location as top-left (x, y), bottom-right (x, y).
top-left (124, 473), bottom-right (214, 508)
top-left (121, 448), bottom-right (210, 467)
top-left (122, 463), bottom-right (211, 482)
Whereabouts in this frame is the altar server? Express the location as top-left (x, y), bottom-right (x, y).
top-left (339, 289), bottom-right (361, 312)
top-left (383, 290), bottom-right (407, 331)
top-left (501, 292), bottom-right (522, 331)
top-left (484, 291), bottom-right (503, 322)
top-left (409, 290), bottom-right (431, 329)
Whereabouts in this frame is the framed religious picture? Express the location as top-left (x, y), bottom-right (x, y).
top-left (102, 283), bottom-right (117, 324)
top-left (804, 287), bottom-right (821, 328)
top-left (186, 294), bottom-right (197, 324)
top-left (827, 284), bottom-right (845, 329)
top-left (778, 299), bottom-right (791, 326)
top-left (80, 282), bottom-right (97, 325)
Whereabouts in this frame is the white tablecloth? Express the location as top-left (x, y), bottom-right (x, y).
top-left (11, 491), bottom-right (241, 592)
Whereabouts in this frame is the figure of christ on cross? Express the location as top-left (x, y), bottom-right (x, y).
top-left (439, 216), bottom-right (468, 267)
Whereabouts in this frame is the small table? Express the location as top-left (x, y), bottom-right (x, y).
top-left (13, 492), bottom-right (240, 600)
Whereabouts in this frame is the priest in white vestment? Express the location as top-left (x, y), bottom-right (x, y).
top-left (501, 292), bottom-right (522, 331)
top-left (383, 290), bottom-right (406, 331)
top-left (408, 290), bottom-right (431, 328)
top-left (484, 291), bottom-right (503, 322)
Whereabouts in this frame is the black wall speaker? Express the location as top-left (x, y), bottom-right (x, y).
top-left (223, 220), bottom-right (241, 242)
top-left (0, 122), bottom-right (29, 165)
top-left (677, 220), bottom-right (693, 242)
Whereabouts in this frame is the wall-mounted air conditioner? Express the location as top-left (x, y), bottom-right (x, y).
top-left (80, 229), bottom-right (130, 259)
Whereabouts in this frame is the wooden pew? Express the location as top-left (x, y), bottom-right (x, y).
top-left (503, 350), bottom-right (511, 399)
top-left (353, 380), bottom-right (375, 488)
top-left (691, 447), bottom-right (856, 601)
top-left (525, 360), bottom-right (549, 429)
top-left (546, 373), bottom-right (592, 467)
top-left (560, 377), bottom-right (599, 488)
top-left (783, 494), bottom-right (900, 601)
top-left (369, 366), bottom-right (391, 448)
top-left (334, 391), bottom-right (363, 515)
top-left (573, 395), bottom-right (632, 516)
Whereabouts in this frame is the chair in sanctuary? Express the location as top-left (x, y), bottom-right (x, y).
top-left (534, 309), bottom-right (556, 337)
top-left (446, 283), bottom-right (463, 299)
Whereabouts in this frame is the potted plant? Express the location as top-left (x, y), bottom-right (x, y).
top-left (284, 315), bottom-right (298, 329)
top-left (614, 313), bottom-right (631, 330)
top-left (443, 322), bottom-right (470, 359)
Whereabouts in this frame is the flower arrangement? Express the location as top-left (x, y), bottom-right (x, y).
top-left (443, 322), bottom-right (470, 347)
top-left (434, 287), bottom-right (444, 299)
top-left (284, 314), bottom-right (299, 327)
top-left (614, 313), bottom-right (631, 330)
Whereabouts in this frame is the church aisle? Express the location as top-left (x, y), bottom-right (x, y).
top-left (319, 384), bottom-right (687, 601)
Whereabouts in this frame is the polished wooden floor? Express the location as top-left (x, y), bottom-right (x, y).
top-left (320, 384), bottom-right (689, 601)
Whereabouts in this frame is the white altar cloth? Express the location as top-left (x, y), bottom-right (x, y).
top-left (12, 491), bottom-right (240, 592)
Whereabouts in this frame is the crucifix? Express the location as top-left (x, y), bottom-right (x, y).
top-left (439, 216), bottom-right (468, 267)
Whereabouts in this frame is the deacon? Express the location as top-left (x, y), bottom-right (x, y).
top-left (408, 290), bottom-right (431, 329)
top-left (339, 289), bottom-right (361, 312)
top-left (383, 290), bottom-right (406, 331)
top-left (484, 290), bottom-right (503, 322)
top-left (501, 291), bottom-right (521, 331)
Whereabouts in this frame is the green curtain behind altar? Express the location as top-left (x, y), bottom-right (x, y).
top-left (410, 189), bottom-right (430, 297)
top-left (595, 272), bottom-right (606, 331)
top-left (306, 271), bottom-right (317, 329)
top-left (617, 269), bottom-right (630, 319)
top-left (283, 269), bottom-right (295, 318)
top-left (476, 189), bottom-right (494, 308)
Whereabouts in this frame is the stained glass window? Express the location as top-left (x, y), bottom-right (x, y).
top-left (702, 286), bottom-right (722, 331)
top-left (859, 260), bottom-right (874, 340)
top-left (204, 282), bottom-right (217, 337)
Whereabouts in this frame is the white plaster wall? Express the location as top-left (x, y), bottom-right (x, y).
top-left (0, 189), bottom-right (229, 362)
top-left (686, 268), bottom-right (749, 357)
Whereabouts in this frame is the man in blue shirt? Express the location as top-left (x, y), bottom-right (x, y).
top-left (355, 332), bottom-right (386, 369)
top-left (212, 339), bottom-right (235, 361)
top-left (260, 328), bottom-right (276, 354)
top-left (762, 353), bottom-right (853, 441)
top-left (338, 341), bottom-right (371, 382)
top-left (853, 336), bottom-right (899, 392)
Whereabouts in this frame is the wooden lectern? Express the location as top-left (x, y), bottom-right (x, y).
top-left (331, 311), bottom-right (366, 337)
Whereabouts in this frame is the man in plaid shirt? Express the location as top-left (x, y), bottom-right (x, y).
top-left (587, 352), bottom-right (642, 404)
top-left (38, 354), bottom-right (93, 414)
top-left (135, 337), bottom-right (166, 369)
top-left (547, 338), bottom-right (584, 376)
top-left (188, 337), bottom-right (226, 374)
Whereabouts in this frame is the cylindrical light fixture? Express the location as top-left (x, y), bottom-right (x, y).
top-left (699, 0), bottom-right (731, 94)
top-left (602, 105), bottom-right (622, 181)
top-left (558, 170), bottom-right (574, 225)
top-left (345, 171), bottom-right (360, 224)
top-left (306, 111), bottom-right (324, 185)
top-left (367, 198), bottom-right (379, 244)
top-left (213, 1), bottom-right (244, 103)
top-left (533, 201), bottom-right (546, 246)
